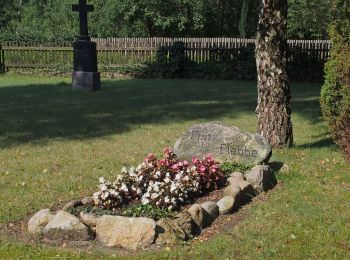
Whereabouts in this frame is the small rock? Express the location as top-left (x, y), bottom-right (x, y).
top-left (96, 215), bottom-right (156, 250)
top-left (79, 212), bottom-right (99, 227)
top-left (281, 163), bottom-right (290, 173)
top-left (28, 209), bottom-right (54, 234)
top-left (200, 201), bottom-right (219, 227)
top-left (156, 212), bottom-right (197, 245)
top-left (216, 196), bottom-right (236, 215)
top-left (237, 179), bottom-right (256, 203)
top-left (230, 171), bottom-right (245, 180)
top-left (62, 200), bottom-right (82, 211)
top-left (245, 165), bottom-right (277, 193)
top-left (268, 161), bottom-right (284, 172)
top-left (81, 197), bottom-right (94, 205)
top-left (43, 211), bottom-right (93, 241)
top-left (223, 182), bottom-right (242, 198)
top-left (188, 204), bottom-right (205, 229)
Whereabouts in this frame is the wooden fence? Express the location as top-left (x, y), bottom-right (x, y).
top-left (0, 38), bottom-right (331, 70)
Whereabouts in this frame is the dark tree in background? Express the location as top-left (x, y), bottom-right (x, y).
top-left (255, 0), bottom-right (293, 148)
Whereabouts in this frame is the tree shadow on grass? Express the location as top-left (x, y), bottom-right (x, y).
top-left (0, 79), bottom-right (323, 148)
top-left (296, 136), bottom-right (337, 149)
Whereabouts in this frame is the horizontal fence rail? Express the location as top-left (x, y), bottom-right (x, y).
top-left (0, 38), bottom-right (331, 70)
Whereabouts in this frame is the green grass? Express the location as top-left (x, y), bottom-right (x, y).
top-left (0, 74), bottom-right (349, 259)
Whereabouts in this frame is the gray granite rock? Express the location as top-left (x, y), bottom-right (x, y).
top-left (230, 171), bottom-right (245, 180)
top-left (28, 209), bottom-right (54, 234)
top-left (235, 179), bottom-right (256, 203)
top-left (79, 212), bottom-right (99, 227)
top-left (223, 182), bottom-right (242, 198)
top-left (62, 199), bottom-right (82, 211)
top-left (245, 165), bottom-right (277, 193)
top-left (225, 178), bottom-right (255, 204)
top-left (43, 211), bottom-right (92, 241)
top-left (187, 204), bottom-right (205, 229)
top-left (81, 197), bottom-right (94, 205)
top-left (156, 212), bottom-right (196, 245)
top-left (200, 201), bottom-right (219, 227)
top-left (268, 161), bottom-right (290, 173)
top-left (96, 215), bottom-right (156, 250)
top-left (174, 122), bottom-right (272, 165)
top-left (216, 196), bottom-right (236, 214)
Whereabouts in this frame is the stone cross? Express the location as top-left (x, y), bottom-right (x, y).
top-left (72, 0), bottom-right (94, 40)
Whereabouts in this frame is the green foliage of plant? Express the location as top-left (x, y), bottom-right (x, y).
top-left (220, 162), bottom-right (252, 177)
top-left (0, 0), bottom-right (335, 41)
top-left (66, 204), bottom-right (172, 220)
top-left (288, 0), bottom-right (332, 39)
top-left (149, 41), bottom-right (192, 78)
top-left (67, 205), bottom-right (119, 217)
top-left (121, 204), bottom-right (173, 220)
top-left (321, 0), bottom-right (350, 161)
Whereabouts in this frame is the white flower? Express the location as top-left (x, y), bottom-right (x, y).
top-left (170, 183), bottom-right (177, 193)
top-left (99, 177), bottom-right (105, 183)
top-left (151, 193), bottom-right (159, 199)
top-left (142, 198), bottom-right (150, 205)
top-left (121, 167), bottom-right (128, 173)
top-left (100, 184), bottom-right (108, 191)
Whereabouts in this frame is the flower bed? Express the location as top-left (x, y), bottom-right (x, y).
top-left (27, 148), bottom-right (281, 250)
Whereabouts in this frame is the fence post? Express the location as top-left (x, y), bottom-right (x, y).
top-left (0, 44), bottom-right (4, 73)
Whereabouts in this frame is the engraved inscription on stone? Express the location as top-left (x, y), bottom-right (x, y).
top-left (190, 130), bottom-right (212, 142)
top-left (174, 122), bottom-right (272, 165)
top-left (220, 144), bottom-right (258, 158)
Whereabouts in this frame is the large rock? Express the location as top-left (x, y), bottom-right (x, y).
top-left (200, 201), bottom-right (219, 227)
top-left (156, 212), bottom-right (197, 245)
top-left (174, 122), bottom-right (272, 165)
top-left (43, 211), bottom-right (92, 241)
top-left (187, 204), bottom-right (206, 229)
top-left (245, 165), bottom-right (277, 193)
top-left (28, 209), bottom-right (54, 234)
top-left (96, 215), bottom-right (156, 250)
top-left (216, 196), bottom-right (237, 215)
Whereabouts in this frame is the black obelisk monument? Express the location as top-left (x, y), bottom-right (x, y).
top-left (72, 0), bottom-right (100, 91)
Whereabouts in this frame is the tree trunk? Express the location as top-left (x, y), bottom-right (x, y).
top-left (256, 0), bottom-right (293, 148)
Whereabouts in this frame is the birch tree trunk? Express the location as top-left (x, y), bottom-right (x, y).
top-left (256, 0), bottom-right (293, 148)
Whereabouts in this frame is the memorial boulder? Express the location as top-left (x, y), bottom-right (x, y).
top-left (174, 122), bottom-right (272, 165)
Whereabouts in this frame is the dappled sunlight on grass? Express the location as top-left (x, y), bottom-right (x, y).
top-left (0, 75), bottom-right (349, 258)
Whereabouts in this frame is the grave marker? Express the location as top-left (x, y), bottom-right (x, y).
top-left (174, 122), bottom-right (272, 165)
top-left (72, 0), bottom-right (100, 91)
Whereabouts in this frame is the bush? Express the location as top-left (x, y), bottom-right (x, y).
top-left (288, 47), bottom-right (325, 82)
top-left (149, 41), bottom-right (192, 78)
top-left (321, 2), bottom-right (350, 162)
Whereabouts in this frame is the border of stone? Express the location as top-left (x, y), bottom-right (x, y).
top-left (28, 164), bottom-right (280, 250)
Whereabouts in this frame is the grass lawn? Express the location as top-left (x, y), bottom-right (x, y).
top-left (0, 74), bottom-right (349, 259)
